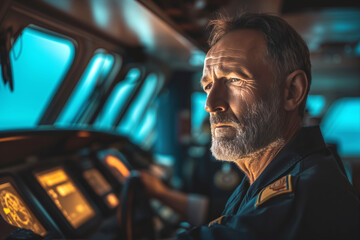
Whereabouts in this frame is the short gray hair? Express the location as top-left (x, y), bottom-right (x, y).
top-left (208, 12), bottom-right (311, 117)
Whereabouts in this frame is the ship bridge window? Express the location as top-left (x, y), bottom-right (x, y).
top-left (132, 102), bottom-right (157, 146)
top-left (321, 98), bottom-right (360, 156)
top-left (0, 26), bottom-right (75, 130)
top-left (117, 73), bottom-right (162, 145)
top-left (132, 75), bottom-right (164, 148)
top-left (191, 92), bottom-right (208, 137)
top-left (57, 50), bottom-right (115, 126)
top-left (95, 68), bottom-right (141, 129)
top-left (306, 95), bottom-right (326, 116)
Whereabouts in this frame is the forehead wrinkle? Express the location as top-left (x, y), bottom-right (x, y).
top-left (204, 63), bottom-right (253, 79)
top-left (207, 48), bottom-right (246, 55)
top-left (200, 75), bottom-right (209, 87)
top-left (205, 56), bottom-right (246, 64)
top-left (200, 67), bottom-right (216, 87)
top-left (206, 47), bottom-right (246, 59)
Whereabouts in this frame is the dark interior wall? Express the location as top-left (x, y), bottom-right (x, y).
top-left (154, 71), bottom-right (193, 185)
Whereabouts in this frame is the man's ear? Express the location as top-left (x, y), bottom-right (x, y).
top-left (283, 70), bottom-right (308, 111)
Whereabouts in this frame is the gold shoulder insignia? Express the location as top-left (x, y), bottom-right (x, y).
top-left (255, 175), bottom-right (292, 207)
top-left (208, 215), bottom-right (225, 227)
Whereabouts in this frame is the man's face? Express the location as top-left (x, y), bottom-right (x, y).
top-left (201, 29), bottom-right (284, 161)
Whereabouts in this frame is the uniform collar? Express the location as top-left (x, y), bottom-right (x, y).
top-left (242, 126), bottom-right (326, 205)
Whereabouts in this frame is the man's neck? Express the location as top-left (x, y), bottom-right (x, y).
top-left (234, 139), bottom-right (286, 185)
top-left (235, 121), bottom-right (301, 185)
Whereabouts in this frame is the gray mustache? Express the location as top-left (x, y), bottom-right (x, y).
top-left (210, 113), bottom-right (240, 125)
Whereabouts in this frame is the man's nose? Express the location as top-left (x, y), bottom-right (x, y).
top-left (205, 82), bottom-right (228, 113)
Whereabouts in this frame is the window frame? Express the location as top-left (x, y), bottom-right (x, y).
top-left (0, 24), bottom-right (77, 130)
top-left (92, 64), bottom-right (146, 129)
top-left (0, 2), bottom-right (129, 126)
top-left (115, 71), bottom-right (165, 145)
top-left (55, 49), bottom-right (123, 127)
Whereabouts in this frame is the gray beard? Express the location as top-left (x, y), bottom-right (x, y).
top-left (210, 90), bottom-right (283, 161)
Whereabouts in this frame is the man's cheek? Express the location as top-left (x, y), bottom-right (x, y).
top-left (228, 94), bottom-right (250, 118)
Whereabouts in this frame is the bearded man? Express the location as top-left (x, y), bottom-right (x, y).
top-left (141, 13), bottom-right (360, 239)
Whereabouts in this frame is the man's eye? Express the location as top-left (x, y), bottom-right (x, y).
top-left (229, 78), bottom-right (246, 86)
top-left (204, 83), bottom-right (213, 91)
top-left (230, 78), bottom-right (241, 82)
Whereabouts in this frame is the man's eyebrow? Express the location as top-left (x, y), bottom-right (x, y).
top-left (199, 65), bottom-right (253, 88)
top-left (200, 76), bottom-right (210, 88)
top-left (212, 65), bottom-right (253, 79)
top-left (219, 68), bottom-right (252, 79)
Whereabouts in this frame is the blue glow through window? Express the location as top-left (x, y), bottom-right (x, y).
top-left (0, 27), bottom-right (74, 129)
top-left (132, 106), bottom-right (157, 144)
top-left (191, 92), bottom-right (208, 134)
top-left (189, 50), bottom-right (206, 66)
top-left (355, 42), bottom-right (360, 56)
top-left (95, 68), bottom-right (141, 128)
top-left (321, 98), bottom-right (360, 156)
top-left (117, 73), bottom-right (158, 135)
top-left (57, 51), bottom-right (114, 126)
top-left (306, 95), bottom-right (326, 116)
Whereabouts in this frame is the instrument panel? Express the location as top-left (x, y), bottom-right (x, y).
top-left (0, 182), bottom-right (47, 236)
top-left (0, 148), bottom-right (134, 239)
top-left (102, 154), bottom-right (131, 184)
top-left (35, 167), bottom-right (96, 229)
top-left (82, 168), bottom-right (119, 209)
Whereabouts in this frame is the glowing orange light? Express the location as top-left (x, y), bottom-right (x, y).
top-left (105, 155), bottom-right (130, 178)
top-left (83, 169), bottom-right (111, 196)
top-left (106, 193), bottom-right (119, 208)
top-left (35, 168), bottom-right (95, 229)
top-left (37, 170), bottom-right (67, 187)
top-left (0, 182), bottom-right (47, 236)
top-left (77, 131), bottom-right (90, 138)
top-left (56, 182), bottom-right (76, 197)
top-left (0, 136), bottom-right (29, 142)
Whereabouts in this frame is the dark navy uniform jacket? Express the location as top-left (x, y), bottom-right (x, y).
top-left (178, 126), bottom-right (360, 240)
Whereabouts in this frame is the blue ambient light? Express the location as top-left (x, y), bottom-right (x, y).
top-left (95, 68), bottom-right (141, 128)
top-left (0, 27), bottom-right (74, 129)
top-left (321, 98), bottom-right (360, 156)
top-left (132, 106), bottom-right (157, 144)
top-left (191, 92), bottom-right (208, 134)
top-left (91, 0), bottom-right (110, 28)
top-left (189, 50), bottom-right (206, 66)
top-left (117, 73), bottom-right (158, 136)
top-left (57, 51), bottom-right (114, 126)
top-left (306, 95), bottom-right (326, 116)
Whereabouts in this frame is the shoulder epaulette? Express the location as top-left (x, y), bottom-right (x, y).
top-left (255, 174), bottom-right (292, 207)
top-left (208, 215), bottom-right (225, 227)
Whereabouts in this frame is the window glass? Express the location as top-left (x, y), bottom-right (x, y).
top-left (57, 51), bottom-right (114, 126)
top-left (321, 98), bottom-right (360, 156)
top-left (0, 27), bottom-right (74, 129)
top-left (132, 104), bottom-right (157, 144)
top-left (117, 73), bottom-right (158, 136)
top-left (191, 92), bottom-right (208, 134)
top-left (95, 68), bottom-right (141, 128)
top-left (306, 95), bottom-right (326, 116)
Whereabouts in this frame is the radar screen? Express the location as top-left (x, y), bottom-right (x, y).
top-left (83, 168), bottom-right (119, 209)
top-left (102, 155), bottom-right (130, 184)
top-left (0, 182), bottom-right (47, 236)
top-left (35, 167), bottom-right (95, 229)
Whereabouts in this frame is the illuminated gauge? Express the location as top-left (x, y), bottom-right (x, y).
top-left (83, 168), bottom-right (111, 196)
top-left (83, 168), bottom-right (119, 209)
top-left (1, 190), bottom-right (32, 226)
top-left (35, 167), bottom-right (96, 229)
top-left (0, 182), bottom-right (47, 236)
top-left (103, 155), bottom-right (130, 184)
top-left (105, 193), bottom-right (119, 208)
